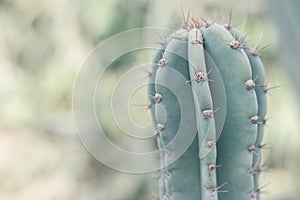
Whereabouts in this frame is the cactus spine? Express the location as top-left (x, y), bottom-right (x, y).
top-left (149, 15), bottom-right (267, 200)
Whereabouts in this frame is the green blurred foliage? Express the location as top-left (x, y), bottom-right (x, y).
top-left (0, 0), bottom-right (299, 199)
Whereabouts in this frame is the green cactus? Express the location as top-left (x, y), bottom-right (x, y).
top-left (148, 15), bottom-right (267, 200)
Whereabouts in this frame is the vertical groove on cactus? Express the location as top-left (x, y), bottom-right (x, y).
top-left (149, 14), bottom-right (267, 200)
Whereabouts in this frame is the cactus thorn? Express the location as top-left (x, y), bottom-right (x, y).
top-left (228, 33), bottom-right (244, 50)
top-left (157, 123), bottom-right (165, 132)
top-left (249, 182), bottom-right (270, 198)
top-left (207, 182), bottom-right (228, 195)
top-left (202, 109), bottom-right (213, 119)
top-left (208, 164), bottom-right (222, 173)
top-left (258, 143), bottom-right (272, 151)
top-left (191, 29), bottom-right (203, 44)
top-left (164, 148), bottom-right (170, 154)
top-left (262, 83), bottom-right (281, 95)
top-left (140, 69), bottom-right (152, 81)
top-left (250, 115), bottom-right (260, 124)
top-left (249, 165), bottom-right (269, 175)
top-left (158, 58), bottom-right (168, 67)
top-left (163, 193), bottom-right (171, 200)
top-left (190, 17), bottom-right (201, 29)
top-left (165, 170), bottom-right (172, 178)
top-left (200, 17), bottom-right (214, 28)
top-left (151, 192), bottom-right (159, 200)
top-left (131, 103), bottom-right (151, 110)
top-left (245, 79), bottom-right (256, 90)
top-left (186, 68), bottom-right (214, 84)
top-left (206, 140), bottom-right (216, 149)
top-left (181, 7), bottom-right (190, 29)
top-left (156, 32), bottom-right (168, 45)
top-left (250, 31), bottom-right (270, 56)
top-left (262, 116), bottom-right (272, 125)
top-left (224, 8), bottom-right (233, 30)
top-left (153, 93), bottom-right (163, 103)
top-left (195, 71), bottom-right (208, 82)
top-left (248, 145), bottom-right (256, 152)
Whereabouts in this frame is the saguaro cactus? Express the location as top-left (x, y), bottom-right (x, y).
top-left (148, 14), bottom-right (267, 200)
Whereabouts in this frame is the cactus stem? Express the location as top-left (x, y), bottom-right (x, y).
top-left (156, 32), bottom-right (168, 46)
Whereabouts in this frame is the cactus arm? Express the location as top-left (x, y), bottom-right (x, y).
top-left (188, 28), bottom-right (218, 200)
top-left (228, 27), bottom-right (267, 199)
top-left (154, 32), bottom-right (202, 199)
top-left (200, 24), bottom-right (258, 200)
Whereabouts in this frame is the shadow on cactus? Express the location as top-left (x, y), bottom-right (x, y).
top-left (148, 11), bottom-right (268, 200)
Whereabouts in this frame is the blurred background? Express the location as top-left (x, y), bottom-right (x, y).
top-left (0, 0), bottom-right (299, 199)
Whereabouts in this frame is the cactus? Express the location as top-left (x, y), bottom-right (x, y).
top-left (148, 14), bottom-right (267, 200)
